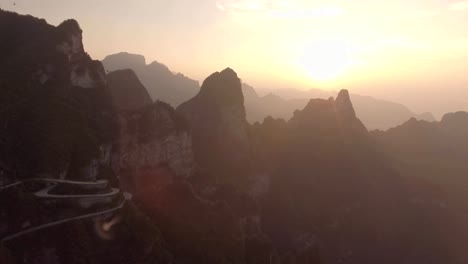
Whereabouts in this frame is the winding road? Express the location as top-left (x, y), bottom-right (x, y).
top-left (0, 178), bottom-right (132, 243)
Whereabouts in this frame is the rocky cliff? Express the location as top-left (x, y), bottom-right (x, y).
top-left (114, 101), bottom-right (194, 192)
top-left (106, 69), bottom-right (152, 111)
top-left (105, 69), bottom-right (194, 193)
top-left (177, 68), bottom-right (254, 186)
top-left (106, 68), bottom-right (286, 263)
top-left (0, 10), bottom-right (173, 263)
top-left (0, 11), bottom-right (117, 183)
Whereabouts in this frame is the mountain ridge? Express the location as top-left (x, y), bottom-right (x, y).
top-left (102, 52), bottom-right (435, 130)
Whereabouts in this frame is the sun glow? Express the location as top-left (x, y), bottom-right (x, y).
top-left (297, 39), bottom-right (361, 85)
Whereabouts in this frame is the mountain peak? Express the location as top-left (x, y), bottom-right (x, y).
top-left (106, 69), bottom-right (152, 110)
top-left (441, 111), bottom-right (468, 129)
top-left (302, 98), bottom-right (336, 114)
top-left (221, 67), bottom-right (237, 76)
top-left (102, 52), bottom-right (146, 72)
top-left (198, 67), bottom-right (243, 107)
top-left (176, 68), bottom-right (251, 181)
top-left (57, 19), bottom-right (81, 35)
top-left (335, 89), bottom-right (356, 118)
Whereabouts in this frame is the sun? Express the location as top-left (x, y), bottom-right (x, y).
top-left (297, 39), bottom-right (360, 84)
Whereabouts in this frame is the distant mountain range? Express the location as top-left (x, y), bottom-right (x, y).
top-left (4, 9), bottom-right (468, 264)
top-left (102, 52), bottom-right (434, 130)
top-left (243, 84), bottom-right (435, 130)
top-left (102, 52), bottom-right (199, 107)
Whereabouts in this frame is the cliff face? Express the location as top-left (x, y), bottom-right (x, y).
top-left (0, 10), bottom-right (174, 264)
top-left (107, 69), bottom-right (195, 193)
top-left (106, 67), bottom-right (278, 263)
top-left (0, 11), bottom-right (117, 183)
top-left (106, 69), bottom-right (152, 111)
top-left (105, 68), bottom-right (193, 192)
top-left (177, 68), bottom-right (253, 185)
top-left (115, 101), bottom-right (194, 193)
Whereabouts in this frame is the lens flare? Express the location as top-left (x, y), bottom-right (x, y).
top-left (94, 214), bottom-right (122, 240)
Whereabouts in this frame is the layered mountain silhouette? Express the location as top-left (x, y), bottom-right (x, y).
top-left (250, 90), bottom-right (453, 264)
top-left (3, 9), bottom-right (468, 264)
top-left (102, 52), bottom-right (434, 130)
top-left (102, 52), bottom-right (199, 106)
top-left (245, 86), bottom-right (435, 130)
top-left (373, 112), bottom-right (468, 262)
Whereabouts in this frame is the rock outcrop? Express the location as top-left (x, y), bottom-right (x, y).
top-left (115, 101), bottom-right (194, 193)
top-left (0, 10), bottom-right (116, 183)
top-left (177, 68), bottom-right (254, 185)
top-left (106, 69), bottom-right (152, 110)
top-left (0, 10), bottom-right (172, 263)
top-left (107, 67), bottom-right (278, 263)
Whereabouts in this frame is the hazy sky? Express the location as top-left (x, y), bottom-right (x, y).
top-left (2, 0), bottom-right (468, 116)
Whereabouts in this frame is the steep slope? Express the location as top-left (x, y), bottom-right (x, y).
top-left (177, 68), bottom-right (254, 186)
top-left (102, 52), bottom-right (199, 106)
top-left (373, 112), bottom-right (468, 263)
top-left (106, 69), bottom-right (152, 110)
top-left (0, 10), bottom-right (173, 263)
top-left (0, 10), bottom-right (119, 183)
top-left (252, 90), bottom-right (453, 264)
top-left (107, 68), bottom-right (283, 264)
top-left (372, 111), bottom-right (468, 183)
top-left (115, 101), bottom-right (194, 192)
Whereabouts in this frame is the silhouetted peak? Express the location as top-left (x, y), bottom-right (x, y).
top-left (291, 93), bottom-right (368, 134)
top-left (441, 111), bottom-right (468, 128)
top-left (289, 98), bottom-right (337, 128)
top-left (262, 115), bottom-right (287, 127)
top-left (57, 19), bottom-right (82, 35)
top-left (102, 52), bottom-right (146, 72)
top-left (387, 117), bottom-right (433, 134)
top-left (198, 67), bottom-right (243, 106)
top-left (335, 89), bottom-right (356, 118)
top-left (417, 112), bottom-right (436, 122)
top-left (107, 69), bottom-right (152, 110)
top-left (148, 60), bottom-right (171, 73)
top-left (221, 67), bottom-right (237, 76)
top-left (54, 19), bottom-right (86, 59)
top-left (241, 83), bottom-right (259, 99)
top-left (302, 98), bottom-right (336, 113)
top-left (108, 68), bottom-right (137, 78)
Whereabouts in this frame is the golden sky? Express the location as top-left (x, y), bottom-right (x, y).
top-left (2, 0), bottom-right (468, 115)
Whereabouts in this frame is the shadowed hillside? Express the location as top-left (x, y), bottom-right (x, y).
top-left (2, 8), bottom-right (468, 264)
